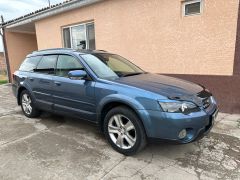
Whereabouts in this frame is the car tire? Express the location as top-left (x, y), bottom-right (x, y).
top-left (104, 106), bottom-right (147, 155)
top-left (20, 90), bottom-right (41, 118)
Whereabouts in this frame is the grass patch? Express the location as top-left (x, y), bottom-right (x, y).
top-left (0, 80), bottom-right (7, 85)
top-left (0, 74), bottom-right (8, 85)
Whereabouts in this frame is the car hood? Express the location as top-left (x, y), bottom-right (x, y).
top-left (113, 73), bottom-right (211, 105)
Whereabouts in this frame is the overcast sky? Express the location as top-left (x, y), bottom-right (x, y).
top-left (0, 0), bottom-right (64, 52)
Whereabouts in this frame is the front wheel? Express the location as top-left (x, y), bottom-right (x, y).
top-left (104, 106), bottom-right (147, 155)
top-left (20, 90), bottom-right (41, 118)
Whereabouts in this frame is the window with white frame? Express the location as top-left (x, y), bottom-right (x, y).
top-left (63, 22), bottom-right (96, 50)
top-left (183, 0), bottom-right (202, 16)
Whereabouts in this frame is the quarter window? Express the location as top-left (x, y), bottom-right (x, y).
top-left (35, 55), bottom-right (58, 74)
top-left (56, 55), bottom-right (83, 77)
top-left (63, 22), bottom-right (96, 50)
top-left (183, 0), bottom-right (202, 16)
top-left (19, 56), bottom-right (42, 72)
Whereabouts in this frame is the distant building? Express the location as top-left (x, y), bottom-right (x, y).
top-left (0, 52), bottom-right (6, 73)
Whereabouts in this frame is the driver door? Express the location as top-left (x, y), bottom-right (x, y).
top-left (52, 54), bottom-right (96, 121)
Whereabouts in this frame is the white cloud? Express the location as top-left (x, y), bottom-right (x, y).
top-left (0, 0), bottom-right (64, 51)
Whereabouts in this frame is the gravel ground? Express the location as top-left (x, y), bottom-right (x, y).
top-left (0, 84), bottom-right (239, 180)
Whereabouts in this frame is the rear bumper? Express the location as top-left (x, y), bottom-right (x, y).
top-left (138, 104), bottom-right (218, 143)
top-left (12, 83), bottom-right (17, 98)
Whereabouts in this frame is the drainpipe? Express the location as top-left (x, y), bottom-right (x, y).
top-left (0, 15), bottom-right (11, 83)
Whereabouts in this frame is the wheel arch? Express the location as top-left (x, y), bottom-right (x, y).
top-left (17, 86), bottom-right (27, 105)
top-left (17, 85), bottom-right (35, 105)
top-left (98, 100), bottom-right (146, 134)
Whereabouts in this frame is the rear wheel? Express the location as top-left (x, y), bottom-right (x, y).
top-left (104, 106), bottom-right (147, 155)
top-left (20, 90), bottom-right (41, 118)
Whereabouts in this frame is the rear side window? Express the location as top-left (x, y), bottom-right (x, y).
top-left (19, 56), bottom-right (42, 72)
top-left (35, 55), bottom-right (58, 74)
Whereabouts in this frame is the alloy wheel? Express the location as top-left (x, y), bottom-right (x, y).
top-left (108, 114), bottom-right (136, 149)
top-left (21, 93), bottom-right (32, 115)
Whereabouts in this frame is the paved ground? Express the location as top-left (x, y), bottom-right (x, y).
top-left (0, 84), bottom-right (239, 180)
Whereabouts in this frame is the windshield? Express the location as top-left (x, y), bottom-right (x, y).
top-left (81, 53), bottom-right (145, 79)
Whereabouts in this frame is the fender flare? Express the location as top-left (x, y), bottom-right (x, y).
top-left (96, 94), bottom-right (146, 129)
top-left (97, 94), bottom-right (145, 113)
top-left (17, 82), bottom-right (36, 105)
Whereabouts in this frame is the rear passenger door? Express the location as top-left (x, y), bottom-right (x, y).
top-left (31, 55), bottom-right (58, 111)
top-left (52, 55), bottom-right (96, 121)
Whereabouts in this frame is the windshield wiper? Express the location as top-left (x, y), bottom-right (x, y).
top-left (122, 72), bottom-right (144, 77)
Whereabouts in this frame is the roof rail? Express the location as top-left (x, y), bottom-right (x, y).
top-left (96, 50), bottom-right (107, 52)
top-left (32, 48), bottom-right (74, 53)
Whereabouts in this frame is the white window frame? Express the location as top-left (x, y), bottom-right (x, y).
top-left (182, 0), bottom-right (203, 17)
top-left (62, 21), bottom-right (94, 49)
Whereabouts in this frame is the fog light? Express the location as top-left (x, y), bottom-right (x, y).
top-left (178, 129), bottom-right (187, 139)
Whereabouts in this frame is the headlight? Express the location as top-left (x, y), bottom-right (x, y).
top-left (159, 101), bottom-right (199, 113)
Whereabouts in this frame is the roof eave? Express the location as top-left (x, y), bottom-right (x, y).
top-left (0, 0), bottom-right (103, 29)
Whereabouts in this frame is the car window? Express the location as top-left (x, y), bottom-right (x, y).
top-left (82, 54), bottom-right (144, 79)
top-left (82, 54), bottom-right (118, 79)
top-left (35, 55), bottom-right (58, 74)
top-left (56, 55), bottom-right (83, 77)
top-left (19, 56), bottom-right (42, 72)
top-left (107, 57), bottom-right (135, 73)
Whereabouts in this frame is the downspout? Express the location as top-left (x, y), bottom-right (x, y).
top-left (233, 0), bottom-right (240, 75)
top-left (0, 16), bottom-right (11, 83)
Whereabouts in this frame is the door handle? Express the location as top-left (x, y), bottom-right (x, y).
top-left (54, 81), bottom-right (61, 86)
top-left (29, 77), bottom-right (34, 82)
top-left (39, 79), bottom-right (50, 84)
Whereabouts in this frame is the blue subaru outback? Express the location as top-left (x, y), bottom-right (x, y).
top-left (12, 48), bottom-right (218, 155)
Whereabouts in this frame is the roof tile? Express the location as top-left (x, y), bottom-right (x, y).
top-left (1, 0), bottom-right (76, 27)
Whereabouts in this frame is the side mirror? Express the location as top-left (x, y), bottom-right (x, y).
top-left (68, 70), bottom-right (87, 80)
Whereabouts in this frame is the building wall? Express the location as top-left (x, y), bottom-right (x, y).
top-left (5, 31), bottom-right (38, 77)
top-left (167, 74), bottom-right (240, 113)
top-left (35, 0), bottom-right (239, 76)
top-left (0, 52), bottom-right (6, 72)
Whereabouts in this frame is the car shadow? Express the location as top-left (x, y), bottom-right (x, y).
top-left (38, 111), bottom-right (106, 139)
top-left (37, 112), bottom-right (198, 158)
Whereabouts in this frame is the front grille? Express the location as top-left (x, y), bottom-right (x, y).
top-left (202, 97), bottom-right (211, 109)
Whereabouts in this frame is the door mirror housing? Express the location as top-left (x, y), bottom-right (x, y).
top-left (68, 70), bottom-right (88, 80)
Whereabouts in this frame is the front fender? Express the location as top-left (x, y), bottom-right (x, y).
top-left (96, 94), bottom-right (155, 137)
top-left (97, 94), bottom-right (145, 113)
top-left (96, 94), bottom-right (146, 123)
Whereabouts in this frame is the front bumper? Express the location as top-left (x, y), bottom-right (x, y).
top-left (138, 103), bottom-right (218, 143)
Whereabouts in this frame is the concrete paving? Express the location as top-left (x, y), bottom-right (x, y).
top-left (0, 84), bottom-right (239, 180)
